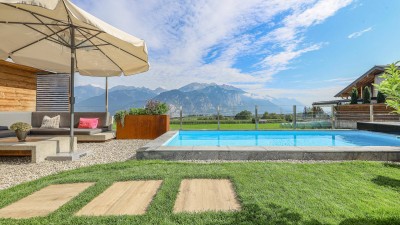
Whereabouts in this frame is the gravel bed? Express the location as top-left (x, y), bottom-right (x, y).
top-left (0, 139), bottom-right (149, 190)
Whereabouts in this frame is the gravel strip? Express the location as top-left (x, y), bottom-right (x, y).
top-left (0, 139), bottom-right (149, 190)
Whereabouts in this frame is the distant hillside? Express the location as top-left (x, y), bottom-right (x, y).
top-left (74, 85), bottom-right (104, 103)
top-left (75, 82), bottom-right (303, 115)
top-left (75, 87), bottom-right (157, 113)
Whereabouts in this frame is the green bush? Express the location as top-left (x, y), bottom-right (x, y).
top-left (114, 110), bottom-right (128, 127)
top-left (374, 63), bottom-right (400, 114)
top-left (350, 87), bottom-right (358, 104)
top-left (363, 86), bottom-right (371, 104)
top-left (129, 108), bottom-right (146, 115)
top-left (144, 100), bottom-right (170, 115)
top-left (234, 110), bottom-right (252, 120)
top-left (114, 100), bottom-right (170, 126)
top-left (376, 91), bottom-right (386, 104)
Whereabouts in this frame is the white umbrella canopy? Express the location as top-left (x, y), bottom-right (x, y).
top-left (0, 0), bottom-right (149, 75)
top-left (0, 0), bottom-right (149, 153)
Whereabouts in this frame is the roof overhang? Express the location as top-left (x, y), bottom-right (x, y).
top-left (0, 59), bottom-right (53, 74)
top-left (334, 65), bottom-right (386, 98)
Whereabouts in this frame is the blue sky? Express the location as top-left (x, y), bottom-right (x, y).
top-left (73, 0), bottom-right (400, 105)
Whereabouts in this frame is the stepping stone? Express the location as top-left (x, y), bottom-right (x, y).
top-left (174, 179), bottom-right (240, 213)
top-left (76, 180), bottom-right (162, 216)
top-left (0, 183), bottom-right (94, 219)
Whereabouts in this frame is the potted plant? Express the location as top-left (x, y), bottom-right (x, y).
top-left (10, 122), bottom-right (32, 142)
top-left (115, 100), bottom-right (170, 139)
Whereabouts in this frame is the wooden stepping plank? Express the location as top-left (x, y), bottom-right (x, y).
top-left (76, 180), bottom-right (162, 216)
top-left (174, 179), bottom-right (240, 213)
top-left (0, 183), bottom-right (94, 219)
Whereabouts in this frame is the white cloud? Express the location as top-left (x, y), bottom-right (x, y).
top-left (348, 27), bottom-right (373, 39)
top-left (73, 0), bottom-right (354, 104)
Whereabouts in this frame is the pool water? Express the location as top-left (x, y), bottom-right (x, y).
top-left (165, 131), bottom-right (400, 147)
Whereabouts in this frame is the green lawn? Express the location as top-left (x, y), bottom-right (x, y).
top-left (170, 123), bottom-right (282, 130)
top-left (1, 161), bottom-right (400, 224)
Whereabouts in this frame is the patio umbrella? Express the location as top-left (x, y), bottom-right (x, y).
top-left (0, 0), bottom-right (149, 153)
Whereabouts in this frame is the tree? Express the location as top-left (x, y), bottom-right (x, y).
top-left (350, 87), bottom-right (358, 104)
top-left (376, 91), bottom-right (386, 104)
top-left (234, 110), bottom-right (252, 120)
top-left (374, 62), bottom-right (400, 114)
top-left (362, 86), bottom-right (371, 104)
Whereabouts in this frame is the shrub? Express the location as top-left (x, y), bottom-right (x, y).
top-left (350, 87), bottom-right (358, 104)
top-left (374, 62), bottom-right (400, 114)
top-left (234, 110), bottom-right (252, 120)
top-left (145, 100), bottom-right (170, 115)
top-left (376, 91), bottom-right (386, 104)
top-left (129, 108), bottom-right (147, 115)
top-left (114, 110), bottom-right (128, 127)
top-left (362, 86), bottom-right (371, 104)
top-left (10, 122), bottom-right (32, 132)
top-left (284, 114), bottom-right (293, 122)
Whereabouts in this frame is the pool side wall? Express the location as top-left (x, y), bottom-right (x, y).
top-left (136, 131), bottom-right (400, 161)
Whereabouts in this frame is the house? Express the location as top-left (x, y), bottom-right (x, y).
top-left (334, 65), bottom-right (389, 100)
top-left (313, 65), bottom-right (399, 129)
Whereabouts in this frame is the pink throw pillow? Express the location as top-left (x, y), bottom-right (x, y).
top-left (78, 118), bottom-right (99, 129)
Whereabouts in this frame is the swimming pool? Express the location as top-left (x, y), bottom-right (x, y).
top-left (165, 130), bottom-right (400, 147)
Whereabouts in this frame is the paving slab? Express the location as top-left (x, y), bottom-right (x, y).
top-left (76, 180), bottom-right (162, 216)
top-left (0, 183), bottom-right (94, 219)
top-left (174, 179), bottom-right (240, 213)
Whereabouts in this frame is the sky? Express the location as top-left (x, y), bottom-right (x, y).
top-left (73, 0), bottom-right (400, 105)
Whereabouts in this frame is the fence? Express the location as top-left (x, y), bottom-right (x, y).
top-left (169, 105), bottom-right (333, 130)
top-left (334, 104), bottom-right (400, 129)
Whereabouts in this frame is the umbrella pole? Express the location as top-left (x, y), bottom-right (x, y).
top-left (105, 77), bottom-right (109, 112)
top-left (69, 25), bottom-right (76, 153)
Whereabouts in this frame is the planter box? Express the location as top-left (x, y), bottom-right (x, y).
top-left (116, 115), bottom-right (170, 140)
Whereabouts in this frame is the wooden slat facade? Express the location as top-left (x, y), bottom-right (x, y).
top-left (0, 60), bottom-right (44, 112)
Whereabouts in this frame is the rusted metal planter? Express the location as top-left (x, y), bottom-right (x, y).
top-left (116, 115), bottom-right (170, 139)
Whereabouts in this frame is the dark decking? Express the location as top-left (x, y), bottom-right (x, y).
top-left (357, 122), bottom-right (400, 135)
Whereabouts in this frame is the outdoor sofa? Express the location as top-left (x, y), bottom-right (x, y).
top-left (0, 126), bottom-right (13, 138)
top-left (29, 112), bottom-right (114, 142)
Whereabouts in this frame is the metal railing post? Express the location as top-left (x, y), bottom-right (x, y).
top-left (217, 106), bottom-right (220, 130)
top-left (179, 106), bottom-right (183, 130)
top-left (255, 105), bottom-right (259, 130)
top-left (370, 104), bottom-right (374, 122)
top-left (331, 105), bottom-right (335, 129)
top-left (293, 105), bottom-right (297, 130)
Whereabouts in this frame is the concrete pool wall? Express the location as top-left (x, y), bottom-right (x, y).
top-left (136, 131), bottom-right (400, 161)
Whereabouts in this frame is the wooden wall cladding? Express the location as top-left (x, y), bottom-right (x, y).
top-left (116, 115), bottom-right (170, 140)
top-left (0, 61), bottom-right (40, 112)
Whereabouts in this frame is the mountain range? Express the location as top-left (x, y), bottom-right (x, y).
top-left (75, 83), bottom-right (303, 116)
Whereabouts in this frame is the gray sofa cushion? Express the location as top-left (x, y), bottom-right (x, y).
top-left (31, 112), bottom-right (112, 130)
top-left (0, 126), bottom-right (8, 130)
top-left (0, 130), bottom-right (14, 138)
top-left (30, 128), bottom-right (106, 136)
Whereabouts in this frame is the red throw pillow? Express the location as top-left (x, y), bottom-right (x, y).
top-left (78, 118), bottom-right (99, 129)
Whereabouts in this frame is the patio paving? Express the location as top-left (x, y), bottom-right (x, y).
top-left (76, 180), bottom-right (162, 216)
top-left (174, 179), bottom-right (240, 213)
top-left (0, 183), bottom-right (93, 219)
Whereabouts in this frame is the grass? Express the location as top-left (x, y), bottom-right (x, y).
top-left (170, 123), bottom-right (282, 130)
top-left (0, 161), bottom-right (400, 224)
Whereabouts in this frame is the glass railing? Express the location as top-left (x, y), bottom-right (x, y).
top-left (169, 105), bottom-right (334, 130)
